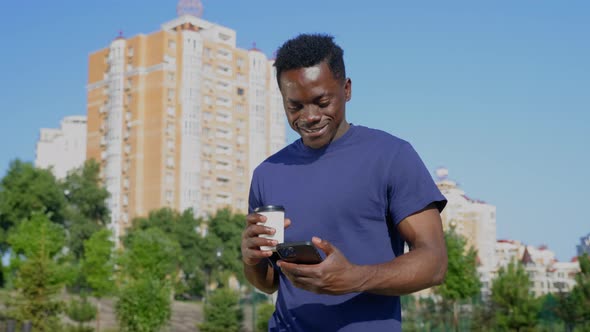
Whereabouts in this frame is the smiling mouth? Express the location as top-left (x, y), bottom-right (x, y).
top-left (299, 123), bottom-right (328, 134)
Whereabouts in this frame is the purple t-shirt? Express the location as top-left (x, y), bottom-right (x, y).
top-left (249, 125), bottom-right (446, 332)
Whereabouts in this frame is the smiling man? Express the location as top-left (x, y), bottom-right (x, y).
top-left (241, 34), bottom-right (448, 331)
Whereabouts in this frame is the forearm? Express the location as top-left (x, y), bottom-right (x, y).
top-left (244, 259), bottom-right (278, 294)
top-left (358, 246), bottom-right (447, 296)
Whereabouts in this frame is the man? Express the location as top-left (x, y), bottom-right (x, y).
top-left (241, 33), bottom-right (448, 331)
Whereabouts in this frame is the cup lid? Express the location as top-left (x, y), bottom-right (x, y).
top-left (254, 205), bottom-right (285, 212)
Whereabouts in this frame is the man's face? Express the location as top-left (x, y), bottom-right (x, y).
top-left (279, 61), bottom-right (351, 149)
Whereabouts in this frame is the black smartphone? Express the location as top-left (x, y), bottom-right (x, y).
top-left (276, 241), bottom-right (323, 264)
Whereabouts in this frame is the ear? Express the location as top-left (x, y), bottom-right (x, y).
top-left (344, 78), bottom-right (352, 102)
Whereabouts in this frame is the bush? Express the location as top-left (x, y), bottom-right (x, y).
top-left (256, 302), bottom-right (275, 332)
top-left (116, 278), bottom-right (172, 332)
top-left (199, 287), bottom-right (243, 332)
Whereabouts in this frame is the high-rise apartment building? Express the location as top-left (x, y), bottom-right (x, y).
top-left (36, 115), bottom-right (87, 179)
top-left (86, 6), bottom-right (286, 239)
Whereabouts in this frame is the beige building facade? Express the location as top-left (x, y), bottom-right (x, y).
top-left (86, 14), bottom-right (286, 239)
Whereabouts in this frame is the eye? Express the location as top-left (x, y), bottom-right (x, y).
top-left (318, 101), bottom-right (330, 108)
top-left (287, 104), bottom-right (302, 112)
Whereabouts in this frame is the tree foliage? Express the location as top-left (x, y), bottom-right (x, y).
top-left (199, 287), bottom-right (243, 332)
top-left (435, 229), bottom-right (480, 330)
top-left (7, 213), bottom-right (70, 331)
top-left (115, 278), bottom-right (172, 332)
top-left (66, 295), bottom-right (97, 332)
top-left (256, 302), bottom-right (275, 332)
top-left (115, 228), bottom-right (180, 332)
top-left (0, 160), bottom-right (65, 249)
top-left (556, 254), bottom-right (590, 331)
top-left (490, 261), bottom-right (540, 331)
top-left (62, 159), bottom-right (110, 261)
top-left (437, 230), bottom-right (481, 301)
top-left (81, 228), bottom-right (115, 297)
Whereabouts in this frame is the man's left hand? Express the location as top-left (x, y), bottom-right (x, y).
top-left (277, 237), bottom-right (371, 295)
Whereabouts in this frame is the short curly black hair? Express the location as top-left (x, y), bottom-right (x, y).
top-left (274, 33), bottom-right (346, 87)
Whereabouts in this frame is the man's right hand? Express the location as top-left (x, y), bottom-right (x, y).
top-left (241, 213), bottom-right (291, 266)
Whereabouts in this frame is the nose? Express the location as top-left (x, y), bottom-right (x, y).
top-left (299, 105), bottom-right (321, 124)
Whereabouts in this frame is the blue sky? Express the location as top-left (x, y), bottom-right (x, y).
top-left (0, 1), bottom-right (588, 261)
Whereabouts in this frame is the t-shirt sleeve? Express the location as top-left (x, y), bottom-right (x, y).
top-left (388, 142), bottom-right (447, 225)
top-left (248, 168), bottom-right (263, 214)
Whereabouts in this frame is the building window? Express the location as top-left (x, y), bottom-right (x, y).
top-left (167, 88), bottom-right (175, 101)
top-left (167, 106), bottom-right (175, 116)
top-left (237, 88), bottom-right (244, 96)
top-left (167, 72), bottom-right (175, 82)
top-left (166, 157), bottom-right (175, 168)
top-left (167, 139), bottom-right (174, 151)
top-left (166, 173), bottom-right (174, 184)
top-left (168, 40), bottom-right (176, 49)
top-left (165, 190), bottom-right (173, 203)
top-left (166, 122), bottom-right (175, 135)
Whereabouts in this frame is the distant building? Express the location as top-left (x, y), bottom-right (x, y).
top-left (577, 232), bottom-right (590, 256)
top-left (435, 168), bottom-right (497, 297)
top-left (35, 115), bottom-right (87, 179)
top-left (496, 240), bottom-right (580, 296)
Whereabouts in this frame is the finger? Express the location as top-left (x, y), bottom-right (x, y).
top-left (284, 218), bottom-right (292, 229)
top-left (277, 261), bottom-right (315, 277)
top-left (245, 224), bottom-right (276, 238)
top-left (245, 237), bottom-right (278, 250)
top-left (244, 248), bottom-right (274, 259)
top-left (246, 213), bottom-right (266, 225)
top-left (312, 236), bottom-right (336, 256)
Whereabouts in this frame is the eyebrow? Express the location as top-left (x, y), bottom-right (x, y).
top-left (287, 93), bottom-right (329, 104)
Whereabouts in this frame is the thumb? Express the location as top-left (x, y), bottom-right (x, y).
top-left (312, 236), bottom-right (336, 256)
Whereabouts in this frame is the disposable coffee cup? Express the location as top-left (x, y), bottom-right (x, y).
top-left (254, 205), bottom-right (285, 251)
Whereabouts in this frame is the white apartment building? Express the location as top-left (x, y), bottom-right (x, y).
top-left (35, 115), bottom-right (87, 179)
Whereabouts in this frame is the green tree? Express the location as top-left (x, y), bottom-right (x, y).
top-left (115, 278), bottom-right (172, 332)
top-left (205, 208), bottom-right (246, 282)
top-left (81, 228), bottom-right (115, 331)
top-left (556, 254), bottom-right (590, 331)
top-left (116, 228), bottom-right (180, 332)
top-left (62, 159), bottom-right (109, 261)
top-left (256, 302), bottom-right (275, 332)
top-left (7, 213), bottom-right (69, 331)
top-left (129, 208), bottom-right (204, 296)
top-left (0, 160), bottom-right (65, 250)
top-left (436, 229), bottom-right (481, 330)
top-left (66, 295), bottom-right (97, 332)
top-left (199, 287), bottom-right (243, 332)
top-left (490, 261), bottom-right (540, 331)
top-left (119, 228), bottom-right (180, 281)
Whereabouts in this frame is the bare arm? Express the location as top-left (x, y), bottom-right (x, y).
top-left (277, 204), bottom-right (447, 296)
top-left (357, 204), bottom-right (447, 295)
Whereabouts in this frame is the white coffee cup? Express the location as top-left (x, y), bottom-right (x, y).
top-left (254, 205), bottom-right (285, 251)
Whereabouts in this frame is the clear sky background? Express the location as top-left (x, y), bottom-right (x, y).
top-left (0, 1), bottom-right (588, 261)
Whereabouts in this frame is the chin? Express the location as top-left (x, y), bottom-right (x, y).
top-left (302, 138), bottom-right (329, 149)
